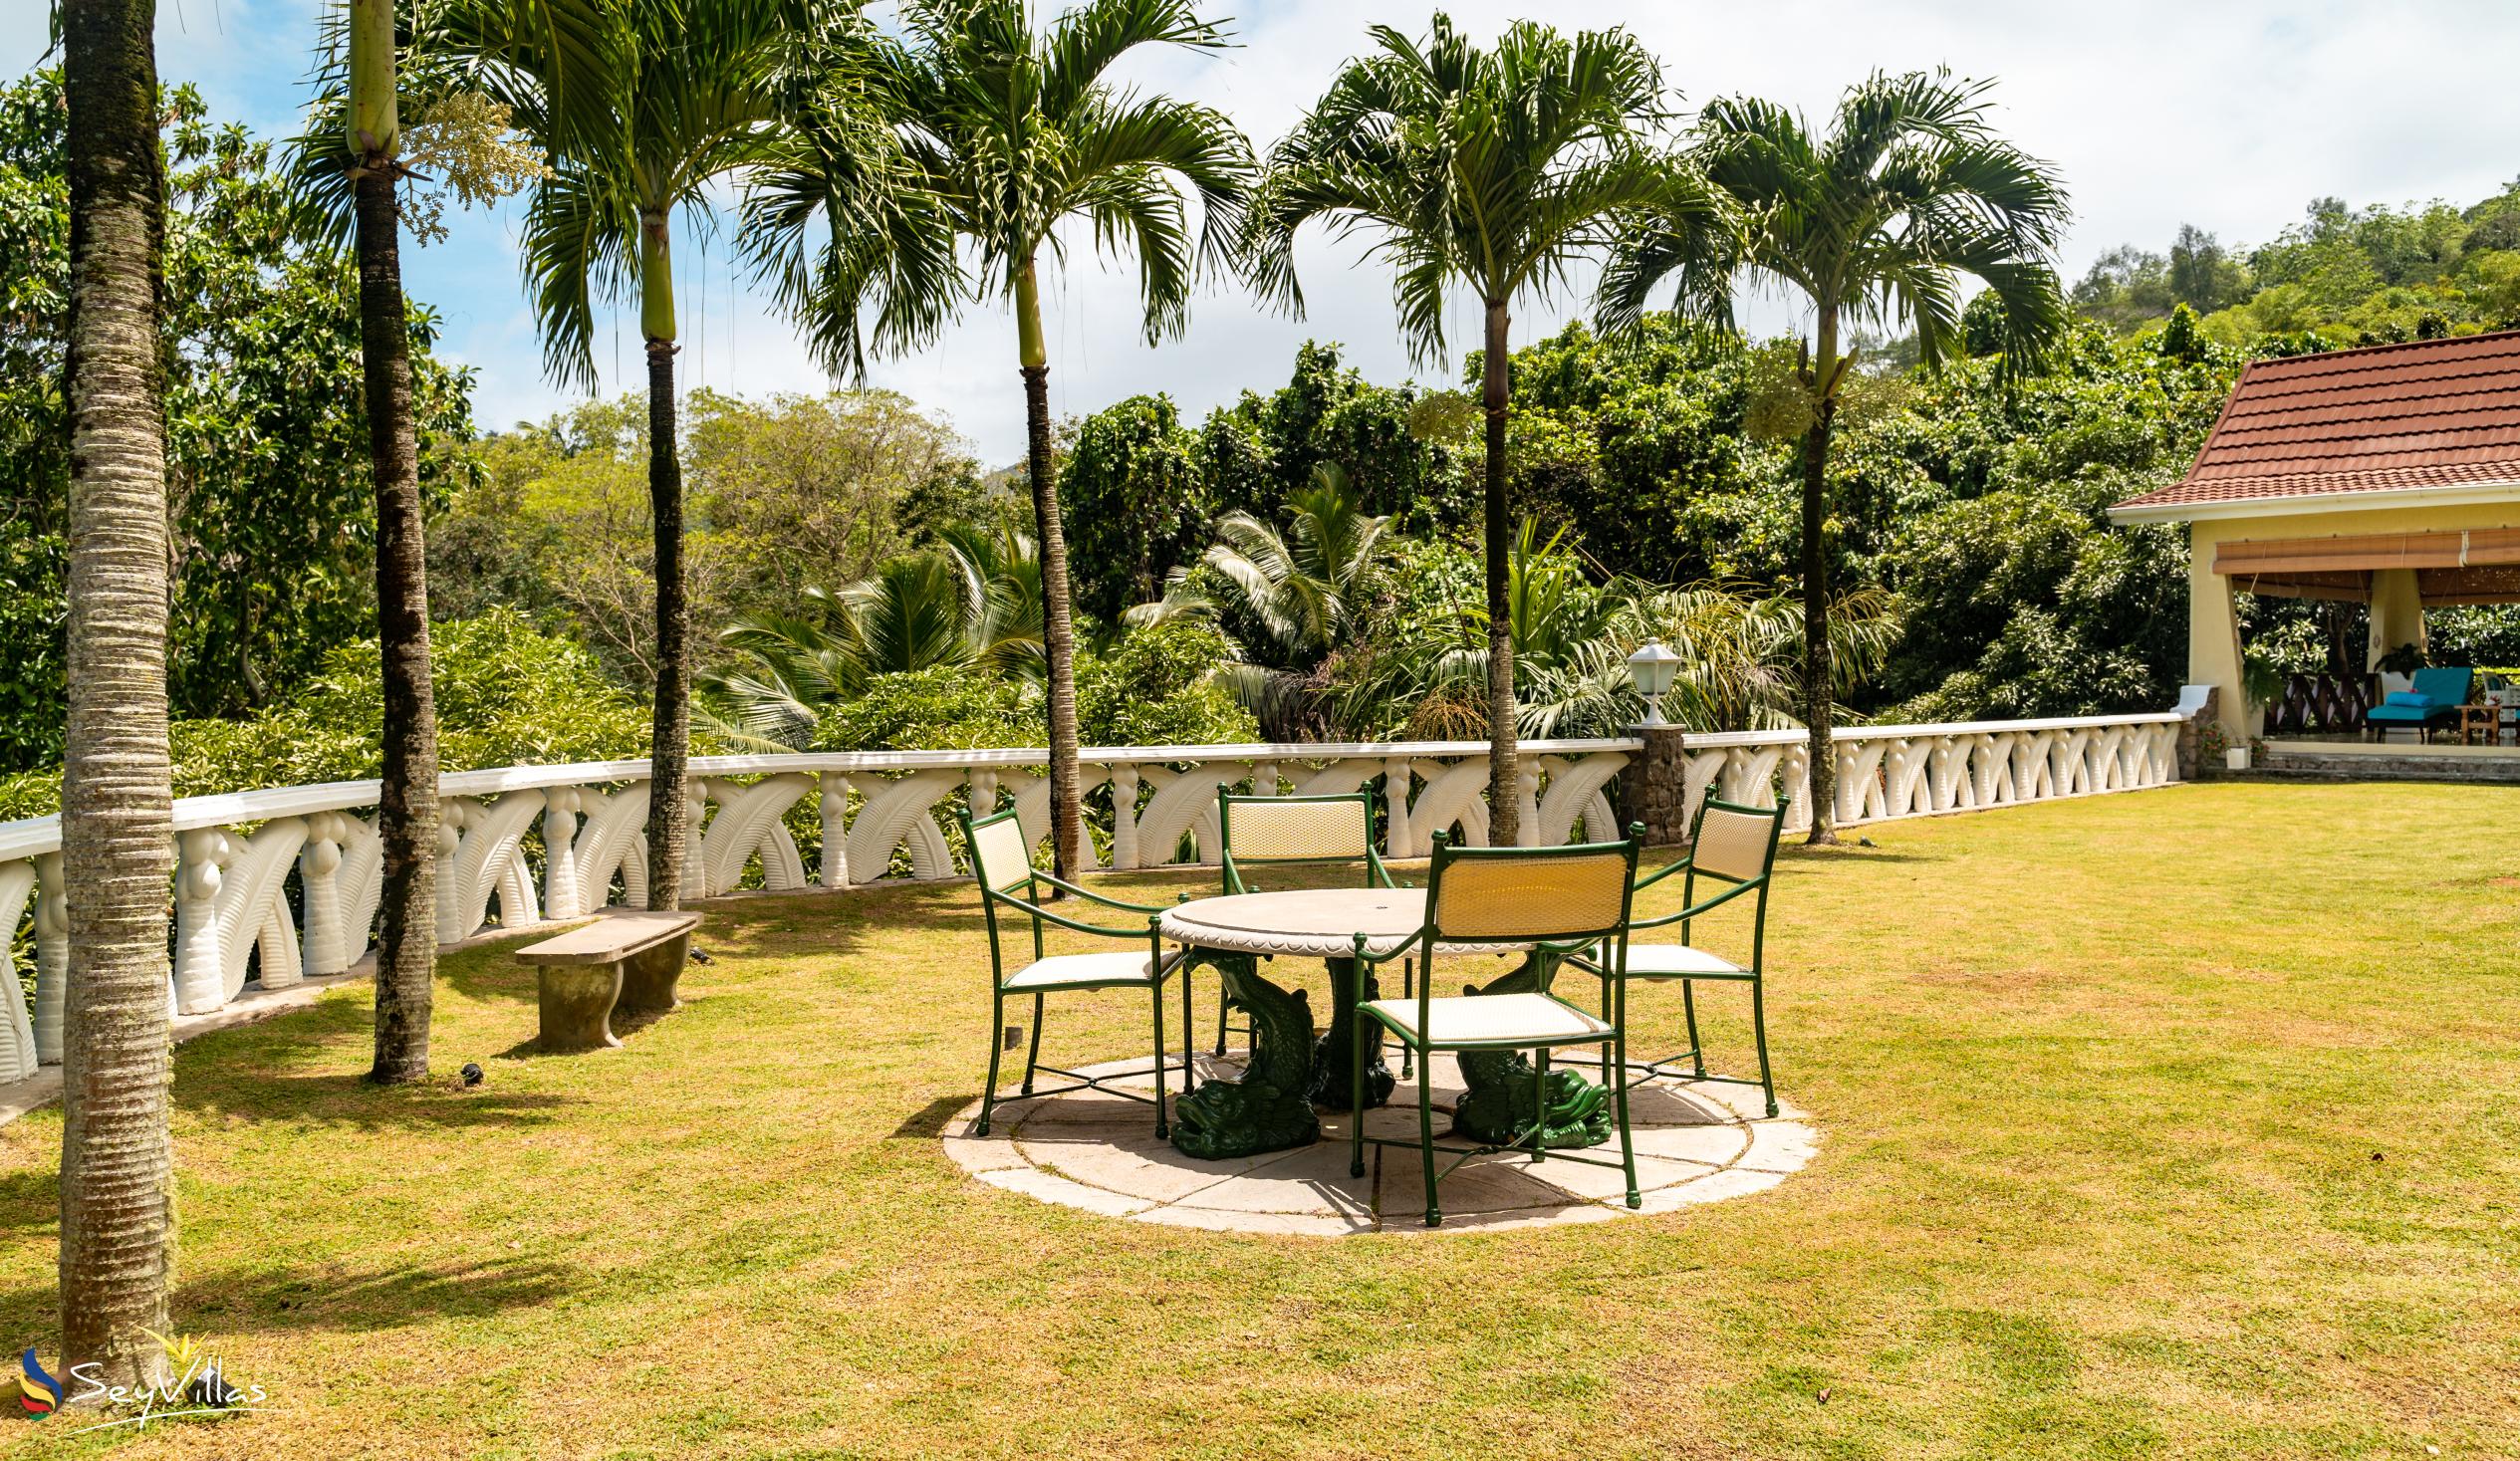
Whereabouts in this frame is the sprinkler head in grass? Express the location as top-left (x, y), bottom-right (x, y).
top-left (689, 947), bottom-right (714, 965)
top-left (460, 1063), bottom-right (484, 1088)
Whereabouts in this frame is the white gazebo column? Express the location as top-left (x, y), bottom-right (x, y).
top-left (2368, 567), bottom-right (2427, 676)
top-left (2188, 523), bottom-right (2250, 740)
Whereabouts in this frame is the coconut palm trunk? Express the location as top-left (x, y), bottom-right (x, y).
top-left (1015, 257), bottom-right (1086, 878)
top-left (1480, 299), bottom-right (1520, 846)
top-left (349, 0), bottom-right (440, 1083)
top-left (640, 215), bottom-right (691, 910)
top-left (59, 0), bottom-right (177, 1390)
top-left (1799, 311), bottom-right (1841, 845)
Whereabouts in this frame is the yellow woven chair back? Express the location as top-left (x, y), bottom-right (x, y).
top-left (1431, 848), bottom-right (1633, 940)
top-left (967, 814), bottom-right (1035, 891)
top-left (1691, 804), bottom-right (1777, 882)
top-left (1226, 797), bottom-right (1371, 862)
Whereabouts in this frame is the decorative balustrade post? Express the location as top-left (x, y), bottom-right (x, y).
top-left (541, 790), bottom-right (584, 920)
top-left (1779, 744), bottom-right (1813, 834)
top-left (32, 853), bottom-right (65, 1065)
top-left (1382, 757), bottom-right (1414, 859)
top-left (173, 828), bottom-right (232, 1015)
top-left (435, 801), bottom-right (469, 944)
top-left (1517, 767), bottom-right (1542, 848)
top-left (684, 782), bottom-right (715, 898)
top-left (1254, 760), bottom-right (1279, 797)
top-left (299, 813), bottom-right (349, 977)
top-left (819, 774), bottom-right (851, 888)
top-left (969, 770), bottom-right (998, 820)
top-left (1110, 766), bottom-right (1141, 870)
top-left (1616, 723), bottom-right (1689, 847)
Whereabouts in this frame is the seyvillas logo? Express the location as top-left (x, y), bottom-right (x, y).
top-left (15, 1348), bottom-right (61, 1417)
top-left (13, 1332), bottom-right (271, 1432)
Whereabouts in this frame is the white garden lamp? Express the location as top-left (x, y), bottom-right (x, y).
top-left (1627, 638), bottom-right (1681, 727)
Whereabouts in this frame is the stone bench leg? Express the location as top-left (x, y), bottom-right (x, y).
top-left (538, 963), bottom-right (624, 1053)
top-left (616, 931), bottom-right (692, 1019)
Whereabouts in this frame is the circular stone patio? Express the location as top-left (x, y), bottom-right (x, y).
top-left (942, 1052), bottom-right (1817, 1235)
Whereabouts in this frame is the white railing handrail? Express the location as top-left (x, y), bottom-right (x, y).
top-left (0, 714), bottom-right (2193, 861)
top-left (1685, 709), bottom-right (2186, 750)
top-left (0, 738), bottom-right (1649, 859)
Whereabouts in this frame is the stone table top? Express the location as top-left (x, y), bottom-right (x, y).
top-left (1160, 888), bottom-right (1531, 959)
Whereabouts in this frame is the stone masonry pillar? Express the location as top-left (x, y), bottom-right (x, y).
top-left (1617, 722), bottom-right (1689, 848)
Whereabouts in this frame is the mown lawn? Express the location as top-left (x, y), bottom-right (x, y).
top-left (1, 780), bottom-right (2515, 1459)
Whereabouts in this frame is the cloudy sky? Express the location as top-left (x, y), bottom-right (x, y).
top-left (12, 1), bottom-right (2520, 462)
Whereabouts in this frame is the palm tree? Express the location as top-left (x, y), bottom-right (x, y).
top-left (344, 0), bottom-right (440, 1085)
top-left (704, 536), bottom-right (1046, 748)
top-left (427, 0), bottom-right (836, 906)
top-left (59, 0), bottom-right (177, 1390)
top-left (1602, 72), bottom-right (2070, 842)
top-left (1134, 465), bottom-right (1389, 737)
top-left (747, 0), bottom-right (1253, 879)
top-left (1250, 13), bottom-right (1716, 845)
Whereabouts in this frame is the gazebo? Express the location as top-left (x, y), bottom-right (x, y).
top-left (2111, 330), bottom-right (2520, 745)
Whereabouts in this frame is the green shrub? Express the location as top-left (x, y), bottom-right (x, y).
top-left (812, 667), bottom-right (1037, 752)
top-left (1079, 621), bottom-right (1260, 748)
top-left (0, 609), bottom-right (664, 820)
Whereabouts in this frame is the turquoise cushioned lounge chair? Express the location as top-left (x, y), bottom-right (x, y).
top-left (2365, 666), bottom-right (2472, 740)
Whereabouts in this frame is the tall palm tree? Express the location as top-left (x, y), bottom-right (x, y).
top-left (427, 0), bottom-right (838, 906)
top-left (1602, 72), bottom-right (2069, 842)
top-left (60, 0), bottom-right (177, 1390)
top-left (748, 0), bottom-right (1253, 879)
top-left (345, 0), bottom-right (440, 1084)
top-left (1250, 13), bottom-right (1715, 845)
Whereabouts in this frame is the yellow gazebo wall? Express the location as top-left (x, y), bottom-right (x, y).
top-left (2188, 500), bottom-right (2520, 740)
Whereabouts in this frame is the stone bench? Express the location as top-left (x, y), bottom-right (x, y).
top-left (516, 910), bottom-right (701, 1053)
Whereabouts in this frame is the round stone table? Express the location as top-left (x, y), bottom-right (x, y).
top-left (1159, 889), bottom-right (1528, 1159)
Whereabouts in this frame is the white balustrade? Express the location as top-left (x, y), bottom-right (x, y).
top-left (0, 710), bottom-right (2188, 1059)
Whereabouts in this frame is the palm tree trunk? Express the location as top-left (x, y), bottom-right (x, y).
top-left (60, 0), bottom-right (176, 1390)
top-left (1017, 258), bottom-right (1085, 880)
top-left (639, 213), bottom-right (690, 910)
top-left (643, 339), bottom-right (690, 907)
top-left (353, 145), bottom-right (439, 1088)
top-left (1799, 318), bottom-right (1841, 847)
top-left (1481, 299), bottom-right (1519, 847)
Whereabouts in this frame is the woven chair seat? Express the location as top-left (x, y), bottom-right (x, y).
top-left (1619, 944), bottom-right (1751, 979)
top-left (1003, 950), bottom-right (1177, 991)
top-left (1365, 992), bottom-right (1612, 1047)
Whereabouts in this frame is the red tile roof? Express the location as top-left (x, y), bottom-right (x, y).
top-left (2111, 331), bottom-right (2520, 515)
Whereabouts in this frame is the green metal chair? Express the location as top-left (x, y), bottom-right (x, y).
top-left (962, 804), bottom-right (1189, 1140)
top-left (1347, 830), bottom-right (1644, 1228)
top-left (1210, 788), bottom-right (1415, 1072)
top-left (1572, 797), bottom-right (1786, 1117)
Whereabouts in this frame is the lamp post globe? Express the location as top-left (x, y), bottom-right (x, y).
top-left (1627, 638), bottom-right (1681, 727)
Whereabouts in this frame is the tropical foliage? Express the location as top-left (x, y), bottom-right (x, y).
top-left (0, 75), bottom-right (478, 772)
top-left (0, 609), bottom-right (666, 822)
top-left (1607, 69), bottom-right (2072, 841)
top-left (752, 0), bottom-right (1255, 875)
top-left (1253, 12), bottom-right (1710, 841)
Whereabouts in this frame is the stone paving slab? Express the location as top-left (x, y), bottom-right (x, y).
top-left (945, 1051), bottom-right (1815, 1235)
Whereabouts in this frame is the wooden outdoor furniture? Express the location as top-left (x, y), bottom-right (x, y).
top-left (2460, 703), bottom-right (2501, 746)
top-left (516, 910), bottom-right (701, 1053)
